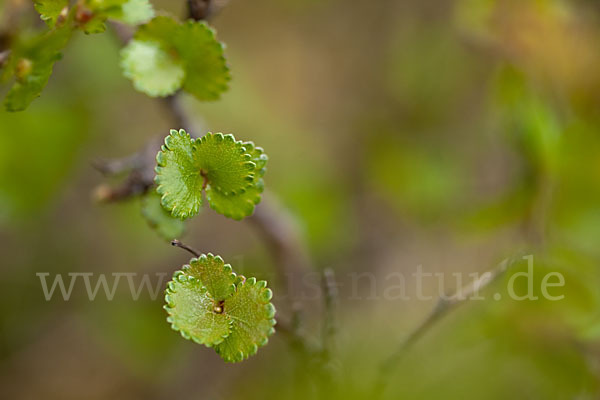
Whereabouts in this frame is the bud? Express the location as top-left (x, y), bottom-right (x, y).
top-left (15, 58), bottom-right (33, 80)
top-left (56, 6), bottom-right (69, 25)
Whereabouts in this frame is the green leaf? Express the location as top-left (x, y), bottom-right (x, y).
top-left (165, 271), bottom-right (232, 346)
top-left (120, 40), bottom-right (184, 97)
top-left (141, 191), bottom-right (185, 240)
top-left (79, 14), bottom-right (108, 34)
top-left (207, 180), bottom-right (264, 220)
top-left (215, 277), bottom-right (276, 363)
top-left (206, 141), bottom-right (267, 220)
top-left (183, 254), bottom-right (237, 301)
top-left (122, 16), bottom-right (230, 100)
top-left (79, 0), bottom-right (154, 33)
top-left (135, 15), bottom-right (180, 42)
top-left (4, 25), bottom-right (73, 111)
top-left (155, 130), bottom-right (257, 220)
top-left (108, 0), bottom-right (155, 25)
top-left (155, 129), bottom-right (204, 219)
top-left (195, 133), bottom-right (256, 195)
top-left (164, 256), bottom-right (276, 362)
top-left (174, 20), bottom-right (231, 101)
top-left (34, 0), bottom-right (69, 27)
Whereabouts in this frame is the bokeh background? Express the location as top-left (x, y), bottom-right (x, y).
top-left (1, 0), bottom-right (600, 398)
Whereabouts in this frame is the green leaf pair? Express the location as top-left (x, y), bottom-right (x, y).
top-left (155, 129), bottom-right (268, 220)
top-left (120, 16), bottom-right (230, 100)
top-left (165, 254), bottom-right (276, 362)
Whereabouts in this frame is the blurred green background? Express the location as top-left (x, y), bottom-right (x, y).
top-left (1, 0), bottom-right (600, 398)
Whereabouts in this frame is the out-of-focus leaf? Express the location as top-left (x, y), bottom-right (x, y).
top-left (107, 0), bottom-right (155, 25)
top-left (140, 191), bottom-right (185, 240)
top-left (3, 25), bottom-right (73, 111)
top-left (174, 20), bottom-right (230, 101)
top-left (34, 0), bottom-right (69, 27)
top-left (120, 40), bottom-right (184, 97)
top-left (121, 16), bottom-right (230, 100)
top-left (0, 105), bottom-right (87, 223)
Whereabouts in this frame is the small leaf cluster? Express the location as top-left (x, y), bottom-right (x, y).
top-left (120, 16), bottom-right (230, 100)
top-left (155, 129), bottom-right (268, 221)
top-left (1, 0), bottom-right (155, 111)
top-left (165, 254), bottom-right (276, 362)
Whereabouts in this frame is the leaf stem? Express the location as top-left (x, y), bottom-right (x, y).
top-left (171, 239), bottom-right (201, 258)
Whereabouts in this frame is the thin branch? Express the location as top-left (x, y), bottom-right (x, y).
top-left (162, 95), bottom-right (192, 131)
top-left (110, 21), bottom-right (133, 44)
top-left (92, 171), bottom-right (151, 203)
top-left (247, 193), bottom-right (313, 306)
top-left (320, 268), bottom-right (338, 359)
top-left (275, 319), bottom-right (316, 353)
top-left (373, 254), bottom-right (525, 398)
top-left (92, 137), bottom-right (161, 202)
top-left (0, 50), bottom-right (10, 67)
top-left (171, 239), bottom-right (201, 258)
top-left (187, 0), bottom-right (214, 21)
top-left (92, 153), bottom-right (139, 176)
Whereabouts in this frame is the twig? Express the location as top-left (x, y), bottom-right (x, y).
top-left (320, 268), bottom-right (338, 359)
top-left (248, 193), bottom-right (313, 306)
top-left (0, 50), bottom-right (10, 67)
top-left (162, 95), bottom-right (192, 131)
top-left (373, 254), bottom-right (524, 398)
top-left (171, 239), bottom-right (201, 258)
top-left (275, 318), bottom-right (318, 354)
top-left (187, 0), bottom-right (214, 21)
top-left (92, 153), bottom-right (139, 176)
top-left (92, 137), bottom-right (161, 202)
top-left (110, 21), bottom-right (133, 44)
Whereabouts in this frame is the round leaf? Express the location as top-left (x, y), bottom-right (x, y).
top-left (195, 132), bottom-right (256, 195)
top-left (207, 179), bottom-right (264, 220)
top-left (206, 141), bottom-right (267, 220)
top-left (215, 277), bottom-right (276, 363)
top-left (120, 40), bottom-right (184, 97)
top-left (174, 21), bottom-right (230, 101)
top-left (164, 271), bottom-right (232, 346)
top-left (124, 16), bottom-right (230, 100)
top-left (155, 129), bottom-right (204, 219)
top-left (183, 254), bottom-right (237, 301)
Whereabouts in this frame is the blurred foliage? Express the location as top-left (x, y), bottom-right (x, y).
top-left (0, 103), bottom-right (87, 224)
